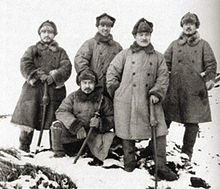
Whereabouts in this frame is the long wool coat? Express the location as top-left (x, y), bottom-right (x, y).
top-left (106, 45), bottom-right (169, 140)
top-left (74, 33), bottom-right (122, 91)
top-left (163, 33), bottom-right (217, 124)
top-left (11, 41), bottom-right (72, 130)
top-left (55, 88), bottom-right (115, 161)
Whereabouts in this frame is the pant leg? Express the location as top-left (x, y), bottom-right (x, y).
top-left (165, 120), bottom-right (172, 129)
top-left (156, 135), bottom-right (167, 168)
top-left (122, 139), bottom-right (136, 172)
top-left (182, 123), bottom-right (199, 160)
top-left (19, 129), bottom-right (34, 152)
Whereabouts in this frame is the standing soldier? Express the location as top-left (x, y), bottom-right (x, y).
top-left (106, 18), bottom-right (177, 181)
top-left (11, 20), bottom-right (72, 153)
top-left (74, 13), bottom-right (122, 97)
top-left (163, 12), bottom-right (217, 161)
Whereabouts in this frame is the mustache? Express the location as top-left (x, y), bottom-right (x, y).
top-left (186, 28), bottom-right (192, 31)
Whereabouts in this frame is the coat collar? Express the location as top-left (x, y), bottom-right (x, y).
top-left (75, 87), bottom-right (102, 102)
top-left (178, 31), bottom-right (200, 46)
top-left (36, 40), bottom-right (59, 52)
top-left (94, 32), bottom-right (114, 45)
top-left (130, 41), bottom-right (155, 54)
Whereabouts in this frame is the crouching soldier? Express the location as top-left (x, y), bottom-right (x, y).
top-left (106, 18), bottom-right (177, 181)
top-left (11, 20), bottom-right (72, 153)
top-left (50, 69), bottom-right (115, 166)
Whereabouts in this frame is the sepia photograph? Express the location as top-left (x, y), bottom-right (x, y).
top-left (0, 0), bottom-right (220, 188)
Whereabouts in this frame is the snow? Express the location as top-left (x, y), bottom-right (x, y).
top-left (0, 87), bottom-right (220, 189)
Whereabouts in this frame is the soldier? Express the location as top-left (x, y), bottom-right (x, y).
top-left (163, 12), bottom-right (217, 161)
top-left (106, 18), bottom-right (177, 181)
top-left (74, 13), bottom-right (122, 97)
top-left (51, 69), bottom-right (115, 166)
top-left (11, 20), bottom-right (72, 153)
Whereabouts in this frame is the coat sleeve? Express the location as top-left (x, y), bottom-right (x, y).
top-left (20, 46), bottom-right (40, 85)
top-left (164, 42), bottom-right (174, 72)
top-left (74, 40), bottom-right (93, 73)
top-left (149, 54), bottom-right (169, 102)
top-left (99, 96), bottom-right (114, 133)
top-left (106, 50), bottom-right (126, 98)
top-left (202, 41), bottom-right (217, 82)
top-left (49, 48), bottom-right (72, 87)
top-left (55, 93), bottom-right (83, 134)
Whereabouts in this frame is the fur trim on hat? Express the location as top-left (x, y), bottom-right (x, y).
top-left (132, 18), bottom-right (153, 36)
top-left (96, 13), bottom-right (116, 27)
top-left (38, 20), bottom-right (58, 35)
top-left (178, 31), bottom-right (200, 46)
top-left (180, 12), bottom-right (200, 28)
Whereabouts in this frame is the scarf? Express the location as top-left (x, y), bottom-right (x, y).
top-left (178, 32), bottom-right (200, 46)
top-left (94, 32), bottom-right (113, 45)
top-left (130, 41), bottom-right (154, 54)
top-left (36, 40), bottom-right (59, 52)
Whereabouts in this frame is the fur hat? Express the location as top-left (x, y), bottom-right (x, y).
top-left (96, 13), bottom-right (116, 27)
top-left (132, 18), bottom-right (153, 36)
top-left (180, 12), bottom-right (200, 28)
top-left (76, 69), bottom-right (98, 85)
top-left (38, 20), bottom-right (58, 35)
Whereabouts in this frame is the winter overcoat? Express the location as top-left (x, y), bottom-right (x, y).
top-left (55, 88), bottom-right (115, 161)
top-left (106, 46), bottom-right (169, 140)
top-left (11, 41), bottom-right (72, 130)
top-left (163, 34), bottom-right (217, 124)
top-left (74, 33), bottom-right (122, 91)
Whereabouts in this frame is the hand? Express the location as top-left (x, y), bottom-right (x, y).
top-left (89, 116), bottom-right (100, 128)
top-left (206, 80), bottom-right (215, 90)
top-left (150, 95), bottom-right (159, 104)
top-left (46, 75), bottom-right (54, 85)
top-left (39, 74), bottom-right (48, 82)
top-left (76, 127), bottom-right (86, 139)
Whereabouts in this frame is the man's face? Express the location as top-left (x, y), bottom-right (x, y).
top-left (97, 23), bottom-right (112, 37)
top-left (135, 32), bottom-right (151, 47)
top-left (182, 22), bottom-right (197, 35)
top-left (39, 25), bottom-right (55, 43)
top-left (80, 80), bottom-right (95, 94)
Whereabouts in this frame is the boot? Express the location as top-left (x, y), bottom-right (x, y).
top-left (19, 130), bottom-right (34, 153)
top-left (122, 139), bottom-right (136, 172)
top-left (182, 123), bottom-right (199, 160)
top-left (156, 136), bottom-right (178, 181)
top-left (51, 121), bottom-right (65, 157)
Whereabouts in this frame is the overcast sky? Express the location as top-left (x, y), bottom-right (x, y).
top-left (0, 0), bottom-right (220, 114)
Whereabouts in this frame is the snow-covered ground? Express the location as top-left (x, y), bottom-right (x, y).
top-left (0, 86), bottom-right (220, 189)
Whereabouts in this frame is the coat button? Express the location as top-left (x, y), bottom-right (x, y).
top-left (192, 60), bottom-right (195, 63)
top-left (132, 72), bottom-right (136, 75)
top-left (147, 73), bottom-right (150, 76)
top-left (194, 50), bottom-right (197, 53)
top-left (133, 84), bottom-right (136, 87)
top-left (145, 84), bottom-right (148, 87)
top-left (149, 62), bottom-right (152, 65)
top-left (132, 61), bottom-right (135, 64)
top-left (178, 60), bottom-right (181, 63)
top-left (178, 50), bottom-right (182, 53)
top-left (97, 42), bottom-right (100, 45)
top-left (100, 52), bottom-right (102, 55)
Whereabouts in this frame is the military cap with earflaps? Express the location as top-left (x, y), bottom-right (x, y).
top-left (96, 13), bottom-right (116, 27)
top-left (76, 69), bottom-right (98, 85)
top-left (132, 18), bottom-right (153, 36)
top-left (180, 12), bottom-right (200, 28)
top-left (38, 20), bottom-right (58, 35)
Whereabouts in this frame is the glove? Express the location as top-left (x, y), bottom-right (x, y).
top-left (150, 95), bottom-right (159, 104)
top-left (89, 116), bottom-right (100, 128)
top-left (76, 127), bottom-right (87, 139)
top-left (46, 75), bottom-right (54, 85)
top-left (206, 80), bottom-right (215, 90)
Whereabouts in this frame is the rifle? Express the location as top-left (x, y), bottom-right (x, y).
top-left (149, 98), bottom-right (158, 189)
top-left (73, 94), bottom-right (104, 164)
top-left (35, 82), bottom-right (49, 154)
